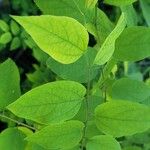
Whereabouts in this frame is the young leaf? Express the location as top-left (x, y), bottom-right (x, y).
top-left (0, 128), bottom-right (27, 150)
top-left (26, 120), bottom-right (84, 150)
top-left (94, 8), bottom-right (114, 44)
top-left (111, 78), bottom-right (150, 104)
top-left (104, 0), bottom-right (137, 6)
top-left (0, 19), bottom-right (9, 32)
top-left (86, 135), bottom-right (121, 150)
top-left (95, 100), bottom-right (150, 137)
top-left (94, 13), bottom-right (126, 65)
top-left (0, 59), bottom-right (20, 110)
top-left (114, 26), bottom-right (150, 61)
top-left (0, 32), bottom-right (12, 44)
top-left (140, 0), bottom-right (150, 26)
top-left (11, 15), bottom-right (89, 64)
top-left (7, 81), bottom-right (86, 124)
top-left (46, 47), bottom-right (98, 83)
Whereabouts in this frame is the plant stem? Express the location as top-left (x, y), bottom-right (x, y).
top-left (81, 66), bottom-right (91, 149)
top-left (0, 113), bottom-right (37, 131)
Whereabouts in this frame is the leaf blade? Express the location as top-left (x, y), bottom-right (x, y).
top-left (11, 15), bottom-right (89, 64)
top-left (7, 81), bottom-right (86, 124)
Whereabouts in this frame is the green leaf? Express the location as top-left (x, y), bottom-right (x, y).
top-left (11, 15), bottom-right (89, 64)
top-left (0, 20), bottom-right (9, 32)
top-left (10, 20), bottom-right (20, 35)
top-left (95, 100), bottom-right (150, 137)
top-left (86, 0), bottom-right (98, 8)
top-left (86, 135), bottom-right (121, 150)
top-left (0, 128), bottom-right (27, 150)
top-left (34, 0), bottom-right (86, 24)
top-left (34, 0), bottom-right (97, 25)
top-left (111, 78), bottom-right (150, 104)
top-left (26, 120), bottom-right (84, 150)
top-left (114, 26), bottom-right (150, 61)
top-left (0, 59), bottom-right (20, 110)
top-left (121, 4), bottom-right (137, 27)
top-left (7, 81), bottom-right (86, 124)
top-left (10, 37), bottom-right (21, 50)
top-left (0, 32), bottom-right (12, 44)
top-left (140, 0), bottom-right (150, 26)
top-left (90, 8), bottom-right (114, 44)
top-left (94, 13), bottom-right (126, 65)
top-left (104, 0), bottom-right (137, 6)
top-left (46, 47), bottom-right (98, 83)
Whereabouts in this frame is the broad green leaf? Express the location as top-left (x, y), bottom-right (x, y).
top-left (94, 13), bottom-right (126, 65)
top-left (34, 0), bottom-right (86, 24)
top-left (111, 78), bottom-right (150, 104)
top-left (121, 4), bottom-right (137, 26)
top-left (34, 0), bottom-right (97, 24)
top-left (95, 100), bottom-right (150, 137)
top-left (104, 0), bottom-right (137, 6)
top-left (86, 135), bottom-right (121, 150)
top-left (0, 59), bottom-right (20, 110)
top-left (140, 0), bottom-right (150, 26)
top-left (26, 120), bottom-right (84, 150)
top-left (0, 128), bottom-right (27, 150)
top-left (46, 47), bottom-right (99, 83)
top-left (92, 8), bottom-right (114, 44)
top-left (114, 26), bottom-right (150, 61)
top-left (7, 81), bottom-right (86, 124)
top-left (11, 15), bottom-right (89, 64)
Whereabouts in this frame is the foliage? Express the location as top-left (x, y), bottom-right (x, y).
top-left (0, 0), bottom-right (150, 150)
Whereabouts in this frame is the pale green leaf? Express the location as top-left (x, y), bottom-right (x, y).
top-left (7, 81), bottom-right (86, 124)
top-left (11, 15), bottom-right (89, 64)
top-left (104, 0), bottom-right (137, 6)
top-left (0, 128), bottom-right (27, 150)
top-left (114, 26), bottom-right (150, 61)
top-left (94, 8), bottom-right (114, 44)
top-left (26, 120), bottom-right (84, 150)
top-left (86, 135), bottom-right (121, 150)
top-left (94, 13), bottom-right (126, 65)
top-left (0, 59), bottom-right (20, 110)
top-left (95, 100), bottom-right (150, 137)
top-left (46, 47), bottom-right (98, 83)
top-left (140, 0), bottom-right (150, 26)
top-left (111, 78), bottom-right (150, 104)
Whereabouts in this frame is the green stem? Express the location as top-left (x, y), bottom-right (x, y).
top-left (0, 113), bottom-right (37, 131)
top-left (81, 66), bottom-right (91, 149)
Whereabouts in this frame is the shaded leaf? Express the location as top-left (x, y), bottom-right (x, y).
top-left (86, 135), bottom-right (121, 150)
top-left (0, 59), bottom-right (20, 110)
